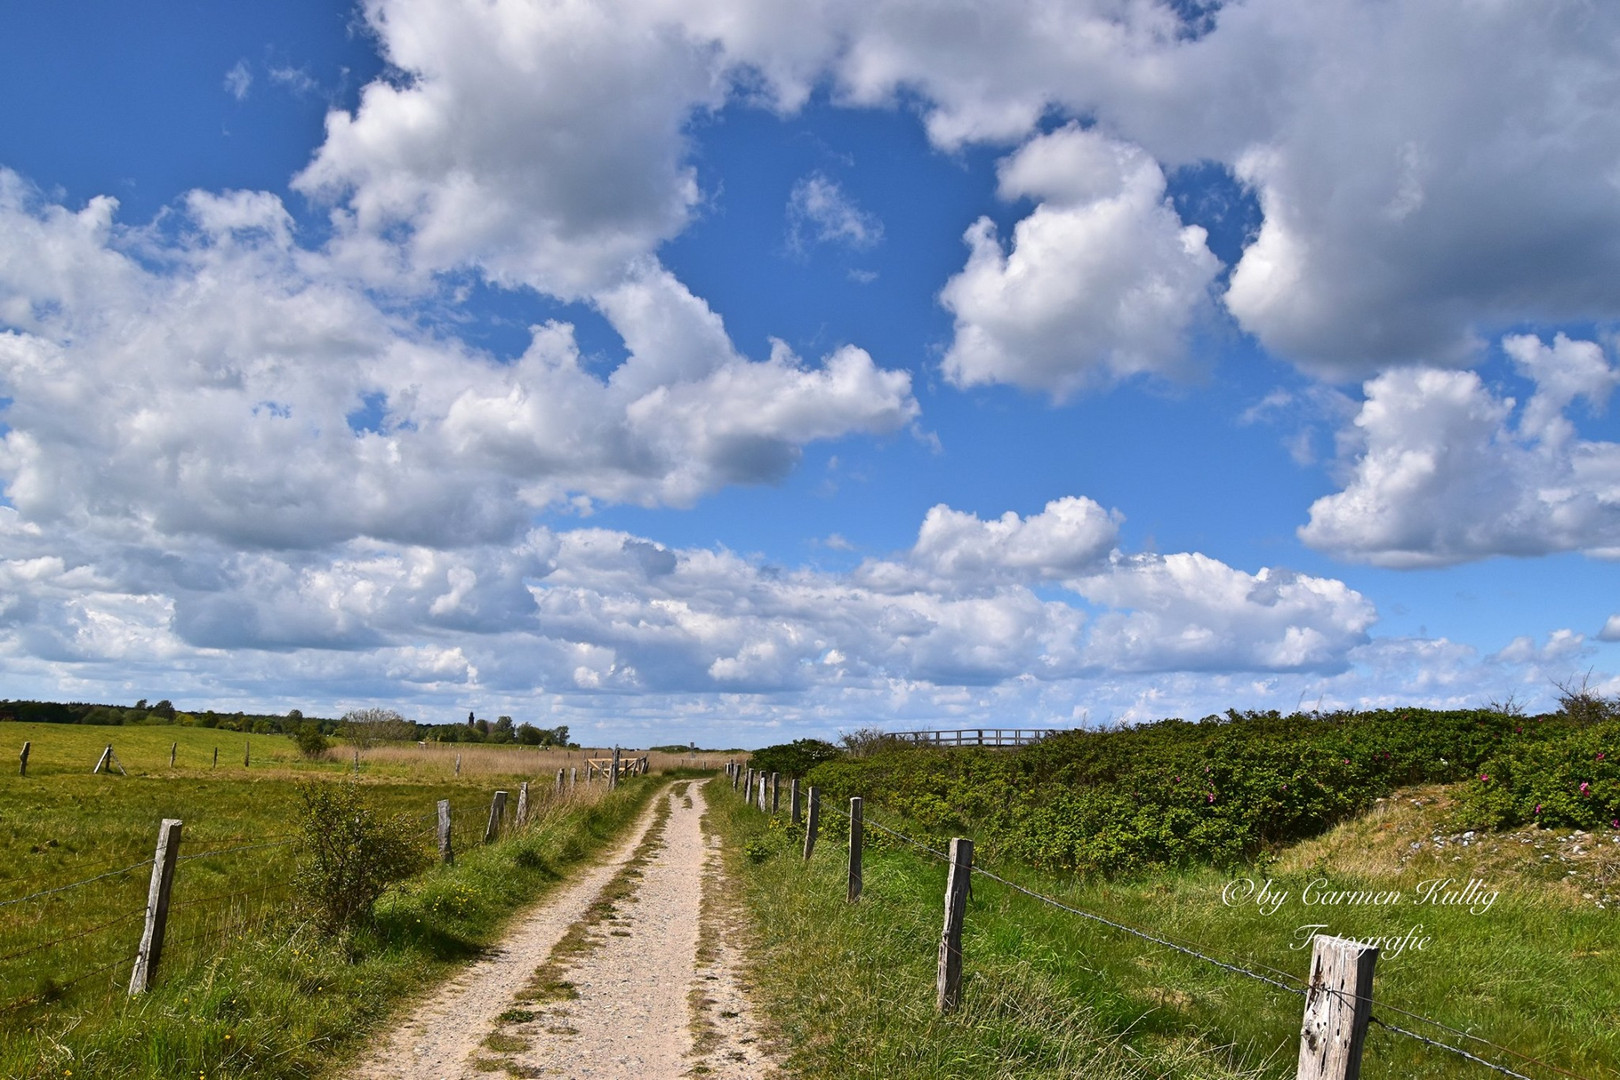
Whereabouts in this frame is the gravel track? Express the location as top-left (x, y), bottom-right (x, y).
top-left (344, 779), bottom-right (776, 1080)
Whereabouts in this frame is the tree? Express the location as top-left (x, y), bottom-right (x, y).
top-left (339, 707), bottom-right (415, 749)
top-left (492, 715), bottom-right (515, 742)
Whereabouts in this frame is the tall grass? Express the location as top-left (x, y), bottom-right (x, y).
top-left (711, 785), bottom-right (1620, 1079)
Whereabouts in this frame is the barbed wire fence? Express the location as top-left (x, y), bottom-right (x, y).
top-left (726, 769), bottom-right (1599, 1080)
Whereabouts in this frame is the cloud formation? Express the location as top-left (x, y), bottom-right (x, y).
top-left (0, 175), bottom-right (917, 552)
top-left (940, 126), bottom-right (1218, 399)
top-left (1301, 334), bottom-right (1620, 566)
top-left (786, 173), bottom-right (883, 253)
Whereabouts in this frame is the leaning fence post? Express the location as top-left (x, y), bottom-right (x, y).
top-left (937, 837), bottom-right (974, 1013)
top-left (129, 818), bottom-right (182, 995)
top-left (93, 745), bottom-right (112, 774)
top-left (515, 782), bottom-right (530, 828)
top-left (804, 786), bottom-right (820, 859)
top-left (169, 742), bottom-right (177, 768)
top-left (847, 797), bottom-right (863, 902)
top-left (790, 778), bottom-right (801, 825)
top-left (1296, 935), bottom-right (1378, 1080)
top-left (20, 741), bottom-right (30, 777)
top-left (437, 799), bottom-right (453, 864)
top-left (485, 790), bottom-right (508, 844)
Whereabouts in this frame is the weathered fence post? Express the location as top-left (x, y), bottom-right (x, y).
top-left (437, 799), bottom-right (453, 864)
top-left (610, 747), bottom-right (621, 791)
top-left (1296, 935), bottom-right (1378, 1080)
top-left (569, 766), bottom-right (577, 792)
top-left (556, 767), bottom-right (565, 796)
top-left (93, 745), bottom-right (111, 774)
top-left (745, 767), bottom-right (754, 801)
top-left (804, 786), bottom-right (820, 859)
top-left (757, 774), bottom-right (767, 812)
top-left (212, 746), bottom-right (218, 769)
top-left (485, 790), bottom-right (508, 844)
top-left (847, 797), bottom-right (864, 902)
top-left (128, 818), bottom-right (182, 995)
top-left (771, 772), bottom-right (780, 814)
top-left (790, 778), bottom-right (801, 825)
top-left (516, 782), bottom-right (530, 828)
top-left (353, 748), bottom-right (360, 774)
top-left (19, 741), bottom-right (29, 777)
top-left (937, 837), bottom-right (974, 1014)
top-left (243, 739), bottom-right (250, 768)
top-left (455, 753), bottom-right (461, 776)
top-left (169, 742), bottom-right (177, 768)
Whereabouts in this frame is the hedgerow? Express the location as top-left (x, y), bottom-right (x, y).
top-left (807, 709), bottom-right (1606, 875)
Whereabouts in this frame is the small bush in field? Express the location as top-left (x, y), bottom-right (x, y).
top-left (290, 722), bottom-right (329, 760)
top-left (294, 781), bottom-right (427, 937)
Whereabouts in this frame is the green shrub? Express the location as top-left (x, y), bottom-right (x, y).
top-left (748, 737), bottom-right (842, 778)
top-left (294, 781), bottom-right (428, 937)
top-left (290, 721), bottom-right (329, 760)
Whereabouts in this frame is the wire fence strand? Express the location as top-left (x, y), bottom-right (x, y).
top-left (800, 793), bottom-right (1597, 1080)
top-left (0, 859), bottom-right (153, 911)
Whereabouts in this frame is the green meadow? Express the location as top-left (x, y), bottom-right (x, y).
top-left (0, 721), bottom-right (669, 1079)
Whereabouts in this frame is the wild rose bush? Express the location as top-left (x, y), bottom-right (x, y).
top-left (808, 709), bottom-right (1591, 876)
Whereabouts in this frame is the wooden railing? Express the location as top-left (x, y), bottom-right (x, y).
top-left (887, 728), bottom-right (1066, 748)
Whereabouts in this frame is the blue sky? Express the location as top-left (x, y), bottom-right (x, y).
top-left (1, 0), bottom-right (1617, 745)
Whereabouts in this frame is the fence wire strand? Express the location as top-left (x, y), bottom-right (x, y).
top-left (800, 792), bottom-right (1596, 1080)
top-left (0, 859), bottom-right (153, 910)
top-left (0, 910), bottom-right (146, 966)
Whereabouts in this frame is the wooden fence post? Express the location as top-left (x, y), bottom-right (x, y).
top-left (790, 778), bottom-right (801, 825)
top-left (516, 782), bottom-right (530, 829)
top-left (169, 742), bottom-right (177, 768)
top-left (485, 790), bottom-right (508, 844)
top-left (128, 818), bottom-right (182, 995)
top-left (771, 773), bottom-right (780, 814)
top-left (93, 745), bottom-right (111, 774)
top-left (212, 746), bottom-right (218, 769)
top-left (243, 739), bottom-right (250, 768)
top-left (936, 837), bottom-right (973, 1014)
top-left (437, 800), bottom-right (453, 864)
top-left (556, 768), bottom-right (565, 795)
top-left (570, 766), bottom-right (577, 792)
top-left (758, 774), bottom-right (768, 812)
top-left (353, 748), bottom-right (360, 774)
top-left (847, 797), bottom-right (864, 902)
top-left (804, 787), bottom-right (820, 859)
top-left (455, 753), bottom-right (461, 776)
top-left (610, 747), bottom-right (621, 791)
top-left (19, 741), bottom-right (30, 777)
top-left (1296, 935), bottom-right (1378, 1080)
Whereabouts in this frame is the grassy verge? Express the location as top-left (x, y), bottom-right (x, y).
top-left (707, 788), bottom-right (1262, 1080)
top-left (0, 773), bottom-right (666, 1079)
top-left (711, 784), bottom-right (1620, 1080)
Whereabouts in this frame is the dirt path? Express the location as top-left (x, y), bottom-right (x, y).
top-left (345, 779), bottom-right (777, 1080)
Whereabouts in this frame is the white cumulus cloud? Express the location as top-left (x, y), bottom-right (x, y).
top-left (939, 126), bottom-right (1218, 400)
top-left (1300, 334), bottom-right (1620, 566)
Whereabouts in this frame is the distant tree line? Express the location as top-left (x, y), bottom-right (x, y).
top-left (0, 698), bottom-right (577, 748)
